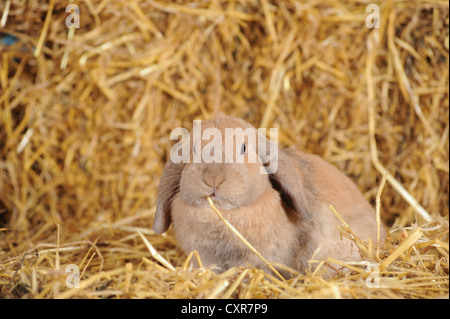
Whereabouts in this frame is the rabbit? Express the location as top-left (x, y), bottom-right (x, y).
top-left (153, 113), bottom-right (384, 275)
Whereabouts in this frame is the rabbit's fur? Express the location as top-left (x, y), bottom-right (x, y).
top-left (154, 114), bottom-right (384, 274)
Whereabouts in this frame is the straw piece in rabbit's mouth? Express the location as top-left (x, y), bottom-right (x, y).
top-left (206, 196), bottom-right (285, 281)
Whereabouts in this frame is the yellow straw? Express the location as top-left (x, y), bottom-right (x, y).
top-left (207, 196), bottom-right (285, 281)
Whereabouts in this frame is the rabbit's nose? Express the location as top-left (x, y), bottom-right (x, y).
top-left (202, 166), bottom-right (225, 189)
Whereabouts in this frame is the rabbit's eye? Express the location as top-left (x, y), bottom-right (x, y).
top-left (240, 143), bottom-right (246, 155)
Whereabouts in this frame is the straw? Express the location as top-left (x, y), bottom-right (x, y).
top-left (0, 0), bottom-right (447, 299)
top-left (207, 196), bottom-right (285, 281)
top-left (380, 227), bottom-right (423, 269)
top-left (137, 230), bottom-right (175, 272)
top-left (33, 0), bottom-right (55, 58)
top-left (376, 171), bottom-right (388, 257)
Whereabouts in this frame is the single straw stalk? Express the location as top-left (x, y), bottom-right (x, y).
top-left (206, 196), bottom-right (285, 281)
top-left (137, 230), bottom-right (175, 271)
top-left (380, 227), bottom-right (423, 269)
top-left (376, 171), bottom-right (388, 258)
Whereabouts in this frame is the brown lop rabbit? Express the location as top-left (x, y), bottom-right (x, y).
top-left (153, 114), bottom-right (384, 275)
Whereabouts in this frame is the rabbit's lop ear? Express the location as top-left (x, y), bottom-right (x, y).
top-left (153, 158), bottom-right (185, 233)
top-left (271, 149), bottom-right (313, 221)
top-left (259, 136), bottom-right (313, 222)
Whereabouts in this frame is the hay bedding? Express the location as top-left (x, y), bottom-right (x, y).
top-left (0, 0), bottom-right (448, 299)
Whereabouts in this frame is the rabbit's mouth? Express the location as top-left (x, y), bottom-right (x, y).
top-left (203, 191), bottom-right (236, 210)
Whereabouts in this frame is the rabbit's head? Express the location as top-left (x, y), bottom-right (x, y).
top-left (153, 114), bottom-right (313, 233)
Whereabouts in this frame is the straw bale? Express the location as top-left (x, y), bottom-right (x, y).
top-left (0, 0), bottom-right (448, 299)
